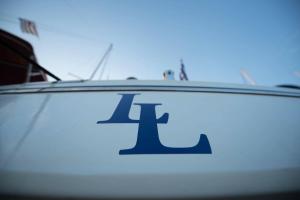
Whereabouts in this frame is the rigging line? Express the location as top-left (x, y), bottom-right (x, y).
top-left (0, 16), bottom-right (18, 24)
top-left (0, 38), bottom-right (61, 81)
top-left (89, 43), bottom-right (113, 80)
top-left (68, 72), bottom-right (84, 80)
top-left (98, 50), bottom-right (111, 80)
top-left (63, 0), bottom-right (89, 25)
top-left (105, 54), bottom-right (113, 80)
top-left (62, 0), bottom-right (98, 40)
top-left (0, 94), bottom-right (51, 169)
top-left (0, 15), bottom-right (97, 42)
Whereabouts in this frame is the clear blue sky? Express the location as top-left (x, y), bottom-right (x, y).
top-left (0, 0), bottom-right (300, 86)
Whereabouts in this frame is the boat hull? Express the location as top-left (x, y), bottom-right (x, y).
top-left (0, 81), bottom-right (300, 198)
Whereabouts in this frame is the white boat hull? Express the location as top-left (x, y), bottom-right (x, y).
top-left (0, 81), bottom-right (299, 198)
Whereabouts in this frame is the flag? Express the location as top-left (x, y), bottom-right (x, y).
top-left (179, 59), bottom-right (188, 81)
top-left (19, 18), bottom-right (39, 37)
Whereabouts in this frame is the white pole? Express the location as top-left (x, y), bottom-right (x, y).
top-left (240, 68), bottom-right (256, 85)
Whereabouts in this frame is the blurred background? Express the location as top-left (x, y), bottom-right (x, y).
top-left (0, 0), bottom-right (300, 86)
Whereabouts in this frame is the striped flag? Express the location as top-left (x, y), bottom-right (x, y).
top-left (19, 18), bottom-right (39, 37)
top-left (179, 59), bottom-right (188, 81)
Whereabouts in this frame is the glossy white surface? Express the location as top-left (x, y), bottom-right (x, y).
top-left (0, 81), bottom-right (299, 198)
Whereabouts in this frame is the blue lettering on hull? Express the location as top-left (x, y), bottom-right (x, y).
top-left (97, 94), bottom-right (212, 155)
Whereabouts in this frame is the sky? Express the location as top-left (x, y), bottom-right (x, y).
top-left (0, 0), bottom-right (300, 86)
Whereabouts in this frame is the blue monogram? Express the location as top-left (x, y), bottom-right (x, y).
top-left (97, 94), bottom-right (212, 155)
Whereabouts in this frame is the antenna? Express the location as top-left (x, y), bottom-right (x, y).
top-left (240, 68), bottom-right (256, 85)
top-left (179, 59), bottom-right (188, 81)
top-left (89, 43), bottom-right (113, 80)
